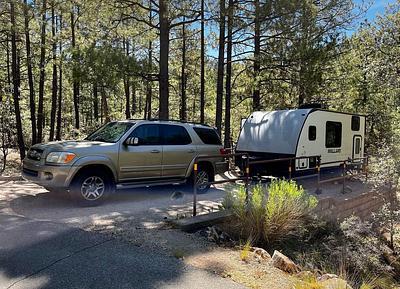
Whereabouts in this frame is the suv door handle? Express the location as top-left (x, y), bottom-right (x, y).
top-left (187, 149), bottom-right (195, 153)
top-left (151, 150), bottom-right (160, 153)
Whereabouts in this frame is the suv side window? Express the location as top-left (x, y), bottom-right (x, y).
top-left (193, 127), bottom-right (222, 145)
top-left (162, 124), bottom-right (192, 145)
top-left (129, 124), bottom-right (161, 145)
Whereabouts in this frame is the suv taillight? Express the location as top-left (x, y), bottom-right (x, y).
top-left (220, 148), bottom-right (230, 155)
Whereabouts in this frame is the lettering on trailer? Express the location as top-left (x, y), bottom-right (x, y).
top-left (327, 148), bottom-right (341, 153)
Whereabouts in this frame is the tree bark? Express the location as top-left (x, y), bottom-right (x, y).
top-left (131, 84), bottom-right (136, 116)
top-left (10, 0), bottom-right (26, 159)
top-left (71, 8), bottom-right (80, 129)
top-left (200, 0), bottom-right (205, 123)
top-left (6, 36), bottom-right (11, 97)
top-left (252, 0), bottom-right (261, 111)
top-left (93, 84), bottom-right (99, 121)
top-left (101, 87), bottom-right (110, 123)
top-left (37, 0), bottom-right (47, 143)
top-left (224, 0), bottom-right (233, 148)
top-left (158, 0), bottom-right (169, 120)
top-left (23, 0), bottom-right (37, 144)
top-left (123, 38), bottom-right (131, 119)
top-left (180, 21), bottom-right (187, 121)
top-left (145, 39), bottom-right (152, 119)
top-left (215, 0), bottom-right (225, 134)
top-left (49, 3), bottom-right (58, 141)
top-left (55, 14), bottom-right (62, 140)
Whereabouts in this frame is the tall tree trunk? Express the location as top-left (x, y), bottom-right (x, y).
top-left (37, 0), bottom-right (47, 143)
top-left (71, 8), bottom-right (80, 129)
top-left (10, 1), bottom-right (26, 159)
top-left (123, 39), bottom-right (131, 119)
top-left (158, 0), bottom-right (169, 119)
top-left (145, 40), bottom-right (152, 119)
top-left (93, 84), bottom-right (98, 121)
top-left (224, 0), bottom-right (233, 148)
top-left (6, 36), bottom-right (11, 95)
top-left (215, 0), bottom-right (225, 134)
top-left (23, 0), bottom-right (37, 144)
top-left (131, 84), bottom-right (136, 116)
top-left (55, 14), bottom-right (62, 141)
top-left (253, 0), bottom-right (261, 111)
top-left (49, 3), bottom-right (57, 141)
top-left (101, 87), bottom-right (110, 123)
top-left (200, 0), bottom-right (205, 123)
top-left (180, 21), bottom-right (187, 121)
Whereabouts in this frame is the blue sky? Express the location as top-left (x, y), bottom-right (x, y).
top-left (355, 0), bottom-right (396, 22)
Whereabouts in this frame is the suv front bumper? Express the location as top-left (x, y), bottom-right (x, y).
top-left (22, 159), bottom-right (74, 188)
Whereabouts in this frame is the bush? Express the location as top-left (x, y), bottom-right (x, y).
top-left (223, 179), bottom-right (318, 245)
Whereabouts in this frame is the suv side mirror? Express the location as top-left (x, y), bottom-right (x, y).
top-left (125, 137), bottom-right (139, 146)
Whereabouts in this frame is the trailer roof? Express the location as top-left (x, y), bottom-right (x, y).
top-left (236, 109), bottom-right (312, 155)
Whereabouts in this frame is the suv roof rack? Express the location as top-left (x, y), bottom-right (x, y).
top-left (127, 118), bottom-right (211, 127)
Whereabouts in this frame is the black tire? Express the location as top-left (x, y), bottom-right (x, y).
top-left (69, 169), bottom-right (113, 206)
top-left (191, 166), bottom-right (212, 194)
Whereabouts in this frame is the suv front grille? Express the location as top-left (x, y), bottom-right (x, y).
top-left (27, 148), bottom-right (43, 161)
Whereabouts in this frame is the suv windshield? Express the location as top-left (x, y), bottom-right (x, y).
top-left (86, 122), bottom-right (134, 143)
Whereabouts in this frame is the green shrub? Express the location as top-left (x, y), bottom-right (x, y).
top-left (264, 180), bottom-right (318, 244)
top-left (223, 179), bottom-right (318, 245)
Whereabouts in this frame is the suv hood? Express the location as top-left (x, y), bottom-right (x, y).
top-left (30, 140), bottom-right (112, 155)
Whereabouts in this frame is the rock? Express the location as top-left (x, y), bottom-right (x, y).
top-left (382, 246), bottom-right (400, 275)
top-left (205, 226), bottom-right (232, 245)
top-left (251, 247), bottom-right (271, 262)
top-left (319, 277), bottom-right (353, 289)
top-left (317, 273), bottom-right (339, 282)
top-left (271, 250), bottom-right (300, 274)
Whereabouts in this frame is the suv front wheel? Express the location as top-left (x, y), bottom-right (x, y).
top-left (70, 169), bottom-right (113, 206)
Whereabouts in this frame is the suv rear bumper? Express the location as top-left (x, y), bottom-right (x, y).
top-left (22, 160), bottom-right (73, 188)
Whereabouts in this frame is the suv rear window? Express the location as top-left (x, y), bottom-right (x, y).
top-left (193, 127), bottom-right (222, 145)
top-left (162, 125), bottom-right (192, 145)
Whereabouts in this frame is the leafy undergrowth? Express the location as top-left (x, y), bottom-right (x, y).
top-left (220, 180), bottom-right (400, 288)
top-left (279, 216), bottom-right (397, 288)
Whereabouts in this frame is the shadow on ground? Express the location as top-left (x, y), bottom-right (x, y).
top-left (0, 211), bottom-right (246, 289)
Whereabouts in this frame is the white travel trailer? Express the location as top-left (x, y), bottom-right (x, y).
top-left (236, 108), bottom-right (366, 174)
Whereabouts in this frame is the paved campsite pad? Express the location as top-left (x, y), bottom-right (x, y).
top-left (0, 180), bottom-right (249, 289)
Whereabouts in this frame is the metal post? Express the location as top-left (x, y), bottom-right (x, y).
top-left (342, 161), bottom-right (346, 194)
top-left (316, 156), bottom-right (321, 194)
top-left (193, 162), bottom-right (198, 216)
top-left (245, 156), bottom-right (250, 205)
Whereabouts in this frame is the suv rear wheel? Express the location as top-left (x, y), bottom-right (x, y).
top-left (194, 166), bottom-right (212, 194)
top-left (70, 169), bottom-right (113, 206)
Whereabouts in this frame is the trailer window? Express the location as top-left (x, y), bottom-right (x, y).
top-left (308, 126), bottom-right (316, 141)
top-left (351, 116), bottom-right (360, 131)
top-left (355, 138), bottom-right (361, 155)
top-left (326, 121), bottom-right (342, 148)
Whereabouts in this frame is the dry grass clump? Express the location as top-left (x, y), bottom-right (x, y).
top-left (223, 179), bottom-right (317, 246)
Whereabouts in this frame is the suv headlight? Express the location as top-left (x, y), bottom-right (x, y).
top-left (46, 152), bottom-right (76, 164)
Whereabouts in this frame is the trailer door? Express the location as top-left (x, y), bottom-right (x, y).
top-left (352, 135), bottom-right (362, 161)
